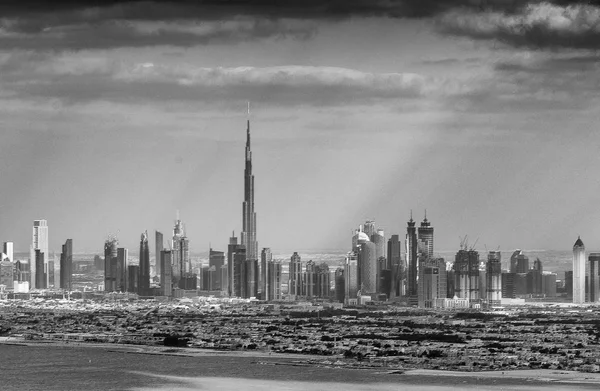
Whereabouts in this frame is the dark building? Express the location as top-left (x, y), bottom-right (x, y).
top-left (59, 239), bottom-right (73, 291)
top-left (516, 253), bottom-right (529, 274)
top-left (289, 252), bottom-right (302, 298)
top-left (417, 257), bottom-right (447, 308)
top-left (304, 260), bottom-right (316, 297)
top-left (527, 258), bottom-right (543, 296)
top-left (486, 251), bottom-right (502, 306)
top-left (335, 267), bottom-right (345, 303)
top-left (502, 272), bottom-right (516, 299)
top-left (0, 260), bottom-right (13, 289)
top-left (509, 250), bottom-right (521, 274)
top-left (358, 241), bottom-right (377, 295)
top-left (241, 258), bottom-right (258, 298)
top-left (227, 232), bottom-right (242, 297)
top-left (209, 248), bottom-right (225, 291)
top-left (316, 263), bottom-right (331, 298)
top-left (589, 253), bottom-right (600, 303)
top-left (565, 270), bottom-right (573, 299)
top-left (406, 213), bottom-right (418, 301)
top-left (128, 265), bottom-right (139, 293)
top-left (241, 115), bottom-right (258, 263)
top-left (260, 248), bottom-right (272, 300)
top-left (155, 230), bottom-right (163, 280)
top-left (138, 231), bottom-right (150, 296)
top-left (160, 250), bottom-right (172, 296)
top-left (417, 213), bottom-right (434, 259)
top-left (35, 250), bottom-right (46, 289)
top-left (387, 234), bottom-right (402, 297)
top-left (104, 237), bottom-right (118, 292)
top-left (116, 248), bottom-right (128, 292)
top-left (233, 247), bottom-right (247, 297)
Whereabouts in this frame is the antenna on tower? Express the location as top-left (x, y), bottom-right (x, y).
top-left (247, 101), bottom-right (250, 117)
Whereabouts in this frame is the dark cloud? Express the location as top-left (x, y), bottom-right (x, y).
top-left (438, 1), bottom-right (600, 49)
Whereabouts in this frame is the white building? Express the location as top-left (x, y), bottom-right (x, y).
top-left (32, 219), bottom-right (49, 289)
top-left (3, 242), bottom-right (13, 262)
top-left (573, 236), bottom-right (586, 305)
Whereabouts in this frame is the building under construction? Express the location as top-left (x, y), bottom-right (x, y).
top-left (486, 251), bottom-right (502, 306)
top-left (453, 248), bottom-right (480, 301)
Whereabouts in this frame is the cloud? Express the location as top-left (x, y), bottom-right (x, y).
top-left (438, 2), bottom-right (600, 49)
top-left (0, 53), bottom-right (466, 106)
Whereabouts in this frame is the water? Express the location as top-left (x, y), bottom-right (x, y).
top-left (0, 344), bottom-right (595, 390)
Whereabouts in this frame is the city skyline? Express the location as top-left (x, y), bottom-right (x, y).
top-left (1, 1), bottom-right (600, 253)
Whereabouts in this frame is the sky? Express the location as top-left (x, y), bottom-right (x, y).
top-left (1, 0), bottom-right (600, 255)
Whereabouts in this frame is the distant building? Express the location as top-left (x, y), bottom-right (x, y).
top-left (387, 234), bottom-right (403, 297)
top-left (304, 260), bottom-right (316, 298)
top-left (0, 259), bottom-right (13, 289)
top-left (334, 267), bottom-right (345, 303)
top-left (127, 265), bottom-right (139, 293)
top-left (233, 247), bottom-right (247, 297)
top-left (35, 249), bottom-right (46, 289)
top-left (509, 250), bottom-right (521, 274)
top-left (417, 213), bottom-right (434, 259)
top-left (139, 231), bottom-right (150, 296)
top-left (453, 249), bottom-right (479, 301)
top-left (501, 272), bottom-right (516, 299)
top-left (59, 239), bottom-right (73, 291)
top-left (589, 253), bottom-right (600, 303)
top-left (315, 263), bottom-right (331, 298)
top-left (573, 237), bottom-right (586, 304)
top-left (104, 236), bottom-right (118, 292)
top-left (527, 258), bottom-right (543, 296)
top-left (266, 259), bottom-right (282, 301)
top-left (260, 248), bottom-right (272, 299)
top-left (564, 270), bottom-right (573, 299)
top-left (160, 249), bottom-right (172, 296)
top-left (227, 232), bottom-right (243, 297)
top-left (31, 220), bottom-right (49, 289)
top-left (155, 231), bottom-right (163, 280)
top-left (486, 251), bottom-right (502, 306)
top-left (406, 213), bottom-right (418, 302)
top-left (288, 252), bottom-right (302, 298)
top-left (3, 242), bottom-right (13, 263)
top-left (344, 251), bottom-right (359, 304)
top-left (242, 258), bottom-right (258, 298)
top-left (241, 116), bottom-right (258, 263)
top-left (543, 273), bottom-right (557, 298)
top-left (358, 240), bottom-right (377, 295)
top-left (209, 248), bottom-right (225, 291)
top-left (516, 252), bottom-right (529, 274)
top-left (417, 257), bottom-right (447, 308)
top-left (116, 248), bottom-right (128, 292)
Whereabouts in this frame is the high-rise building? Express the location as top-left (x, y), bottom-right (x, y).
top-left (31, 220), bottom-right (49, 289)
top-left (128, 265), bottom-right (139, 293)
top-left (589, 253), bottom-right (600, 303)
top-left (139, 231), bottom-right (150, 296)
top-left (209, 248), bottom-right (225, 291)
top-left (171, 217), bottom-right (192, 287)
top-left (387, 235), bottom-right (402, 297)
top-left (344, 251), bottom-right (358, 304)
top-left (289, 252), bottom-right (302, 298)
top-left (59, 239), bottom-right (73, 291)
top-left (104, 236), bottom-right (118, 292)
top-left (242, 258), bottom-right (258, 298)
top-left (267, 259), bottom-right (282, 301)
top-left (486, 251), bottom-right (502, 306)
top-left (358, 241), bottom-right (377, 295)
top-left (227, 232), bottom-right (240, 297)
top-left (116, 248), bottom-right (128, 292)
top-left (260, 248), bottom-right (272, 300)
top-left (527, 258), bottom-right (543, 295)
top-left (155, 231), bottom-right (163, 280)
top-left (406, 213), bottom-right (418, 300)
top-left (371, 229), bottom-right (385, 293)
top-left (160, 249), bottom-right (172, 296)
top-left (502, 272), bottom-right (516, 298)
top-left (417, 257), bottom-right (447, 308)
top-left (315, 263), bottom-right (331, 298)
top-left (516, 252), bottom-right (529, 274)
top-left (0, 259), bottom-right (14, 289)
top-left (417, 212), bottom-right (434, 259)
top-left (573, 236), bottom-right (586, 304)
top-left (509, 250), bottom-right (521, 273)
top-left (335, 267), bottom-right (345, 303)
top-left (241, 116), bottom-right (258, 263)
top-left (453, 249), bottom-right (479, 301)
top-left (304, 260), bottom-right (316, 298)
top-left (3, 242), bottom-right (13, 263)
top-left (363, 221), bottom-right (376, 239)
top-left (35, 249), bottom-right (46, 289)
top-left (564, 270), bottom-right (573, 299)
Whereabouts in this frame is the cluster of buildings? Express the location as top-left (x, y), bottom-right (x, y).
top-left (1, 117), bottom-right (599, 311)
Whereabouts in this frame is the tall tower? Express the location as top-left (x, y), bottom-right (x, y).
top-left (417, 212), bottom-right (434, 259)
top-left (486, 251), bottom-right (502, 306)
top-left (104, 236), bottom-right (118, 292)
top-left (155, 230), bottom-right (163, 279)
top-left (59, 239), bottom-right (73, 291)
top-left (573, 236), bottom-right (586, 304)
top-left (406, 212), bottom-right (418, 299)
top-left (241, 112), bottom-right (258, 263)
top-left (289, 252), bottom-right (302, 298)
top-left (32, 220), bottom-right (49, 289)
top-left (139, 231), bottom-right (150, 296)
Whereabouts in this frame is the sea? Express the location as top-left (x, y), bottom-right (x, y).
top-left (0, 344), bottom-right (595, 391)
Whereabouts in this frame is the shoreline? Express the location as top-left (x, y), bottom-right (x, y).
top-left (2, 338), bottom-right (600, 385)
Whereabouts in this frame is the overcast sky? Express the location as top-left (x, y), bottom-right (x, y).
top-left (1, 0), bottom-right (600, 255)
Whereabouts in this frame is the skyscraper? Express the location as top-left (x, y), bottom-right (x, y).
top-left (171, 217), bottom-right (191, 286)
top-left (358, 240), bottom-right (377, 295)
top-left (139, 231), bottom-right (150, 296)
top-left (289, 252), bottom-right (303, 298)
top-left (486, 251), bottom-right (502, 306)
top-left (160, 249), bottom-right (172, 296)
top-left (116, 248), bottom-right (128, 292)
top-left (417, 257), bottom-right (447, 308)
top-left (453, 249), bottom-right (479, 301)
top-left (344, 251), bottom-right (359, 304)
top-left (417, 212), bottom-right (434, 259)
top-left (406, 213), bottom-right (418, 300)
top-left (573, 237), bottom-right (586, 304)
top-left (589, 253), bottom-right (600, 303)
top-left (104, 236), bottom-right (118, 292)
top-left (227, 232), bottom-right (242, 297)
top-left (3, 242), bottom-right (13, 263)
top-left (31, 220), bottom-right (49, 289)
top-left (209, 248), bottom-right (226, 291)
top-left (241, 114), bottom-right (258, 265)
top-left (59, 239), bottom-right (73, 291)
top-left (267, 259), bottom-right (282, 301)
top-left (387, 234), bottom-right (403, 297)
top-left (155, 230), bottom-right (163, 280)
top-left (260, 248), bottom-right (272, 300)
top-left (304, 260), bottom-right (316, 297)
top-left (35, 249), bottom-right (46, 289)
